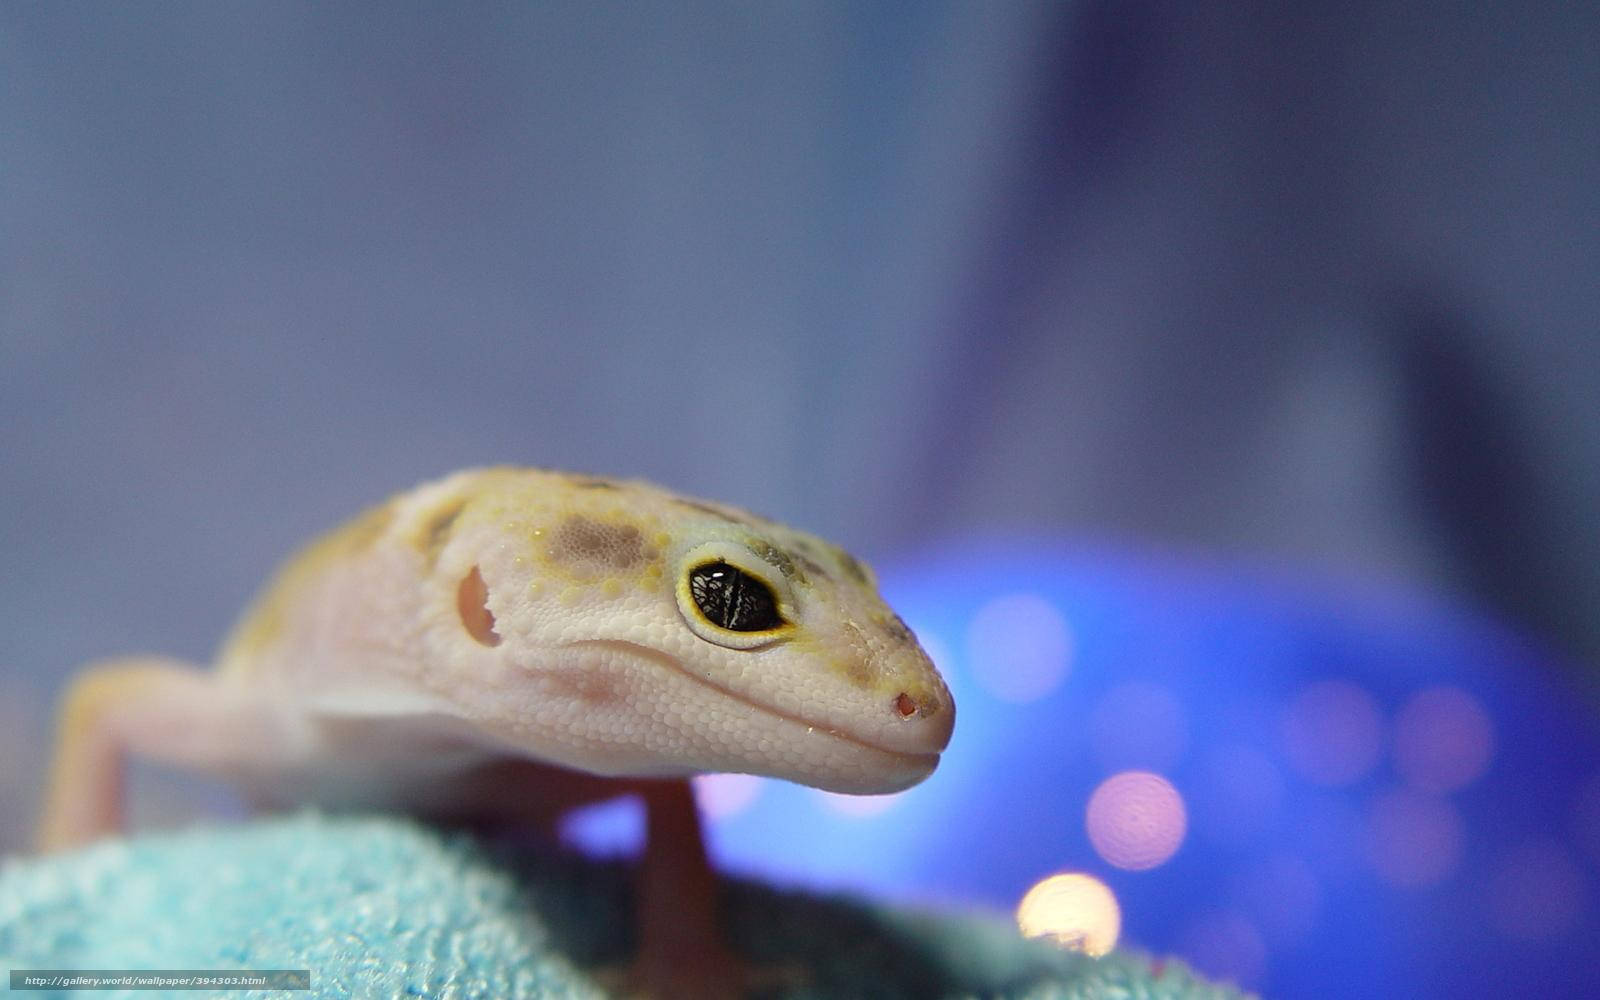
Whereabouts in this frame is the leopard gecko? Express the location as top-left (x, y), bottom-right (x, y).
top-left (36, 466), bottom-right (955, 997)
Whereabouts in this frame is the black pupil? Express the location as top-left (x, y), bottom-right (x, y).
top-left (689, 562), bottom-right (783, 632)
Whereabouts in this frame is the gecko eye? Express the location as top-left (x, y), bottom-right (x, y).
top-left (687, 561), bottom-right (784, 632)
top-left (674, 542), bottom-right (795, 649)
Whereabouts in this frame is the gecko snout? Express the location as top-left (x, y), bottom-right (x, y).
top-left (879, 683), bottom-right (955, 756)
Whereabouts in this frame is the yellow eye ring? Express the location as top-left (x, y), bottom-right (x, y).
top-left (674, 542), bottom-right (795, 650)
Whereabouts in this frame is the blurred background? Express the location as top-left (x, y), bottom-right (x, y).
top-left (3, 3), bottom-right (1598, 997)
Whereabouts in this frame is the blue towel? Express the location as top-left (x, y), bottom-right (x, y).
top-left (0, 814), bottom-right (1245, 999)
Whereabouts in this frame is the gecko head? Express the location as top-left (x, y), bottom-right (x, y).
top-left (453, 478), bottom-right (954, 796)
top-left (649, 519), bottom-right (956, 793)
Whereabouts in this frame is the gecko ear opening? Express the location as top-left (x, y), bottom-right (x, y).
top-left (457, 565), bottom-right (501, 647)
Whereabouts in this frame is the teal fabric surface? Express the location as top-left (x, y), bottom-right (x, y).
top-left (0, 814), bottom-right (1246, 999)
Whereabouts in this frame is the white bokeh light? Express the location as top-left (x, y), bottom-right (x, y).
top-left (1177, 911), bottom-right (1267, 989)
top-left (1236, 854), bottom-right (1321, 946)
top-left (1392, 686), bottom-right (1494, 794)
top-left (964, 593), bottom-right (1073, 703)
top-left (1487, 839), bottom-right (1588, 942)
top-left (1282, 680), bottom-right (1383, 786)
top-left (1016, 872), bottom-right (1122, 956)
top-left (1086, 770), bottom-right (1187, 871)
top-left (1364, 788), bottom-right (1464, 888)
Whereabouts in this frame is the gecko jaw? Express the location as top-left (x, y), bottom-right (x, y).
top-left (562, 638), bottom-right (942, 777)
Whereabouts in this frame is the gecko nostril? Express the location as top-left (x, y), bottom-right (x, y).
top-left (894, 692), bottom-right (917, 718)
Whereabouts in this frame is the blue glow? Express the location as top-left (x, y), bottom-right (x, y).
top-left (697, 539), bottom-right (1600, 998)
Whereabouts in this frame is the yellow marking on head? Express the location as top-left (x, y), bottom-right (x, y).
top-left (219, 499), bottom-right (395, 665)
top-left (408, 495), bottom-right (468, 565)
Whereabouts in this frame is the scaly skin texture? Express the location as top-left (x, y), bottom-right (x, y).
top-left (37, 467), bottom-right (955, 999)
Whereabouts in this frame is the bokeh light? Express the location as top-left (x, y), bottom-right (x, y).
top-left (964, 593), bottom-right (1073, 703)
top-left (1487, 839), bottom-right (1589, 942)
top-left (1177, 911), bottom-right (1267, 990)
top-left (1364, 788), bottom-right (1464, 888)
top-left (1235, 855), bottom-right (1322, 946)
top-left (1086, 771), bottom-right (1187, 871)
top-left (1282, 680), bottom-right (1383, 786)
top-left (694, 772), bottom-right (765, 820)
top-left (582, 546), bottom-right (1600, 999)
top-left (1015, 872), bottom-right (1121, 956)
top-left (1392, 686), bottom-right (1494, 794)
top-left (1088, 681), bottom-right (1188, 771)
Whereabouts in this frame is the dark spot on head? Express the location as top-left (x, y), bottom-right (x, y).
top-left (568, 476), bottom-right (617, 490)
top-left (550, 516), bottom-right (654, 570)
top-left (882, 614), bottom-right (915, 643)
top-left (417, 497), bottom-right (467, 565)
top-left (838, 622), bottom-right (878, 687)
top-left (840, 551), bottom-right (873, 586)
top-left (672, 498), bottom-right (750, 525)
top-left (796, 554), bottom-right (832, 581)
top-left (895, 692), bottom-right (918, 718)
top-left (750, 540), bottom-right (804, 582)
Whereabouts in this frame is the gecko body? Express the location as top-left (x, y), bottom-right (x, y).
top-left (38, 467), bottom-right (954, 997)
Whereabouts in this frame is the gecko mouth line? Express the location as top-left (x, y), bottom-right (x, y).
top-left (563, 638), bottom-right (941, 768)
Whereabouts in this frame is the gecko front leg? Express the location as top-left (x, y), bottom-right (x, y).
top-left (35, 658), bottom-right (296, 852)
top-left (630, 779), bottom-right (748, 1000)
top-left (441, 763), bottom-right (771, 999)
